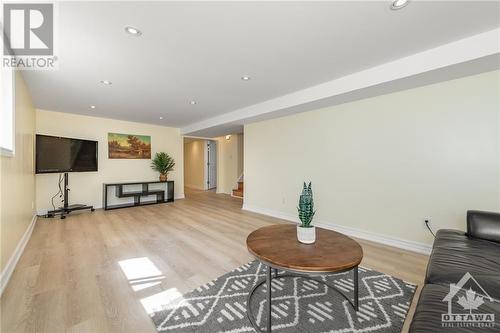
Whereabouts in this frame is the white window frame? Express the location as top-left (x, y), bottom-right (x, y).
top-left (1, 66), bottom-right (16, 157)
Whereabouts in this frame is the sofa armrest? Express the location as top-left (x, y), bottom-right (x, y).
top-left (467, 210), bottom-right (500, 243)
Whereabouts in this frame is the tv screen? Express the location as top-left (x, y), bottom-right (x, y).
top-left (36, 135), bottom-right (98, 173)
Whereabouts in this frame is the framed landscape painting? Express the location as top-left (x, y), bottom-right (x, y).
top-left (108, 133), bottom-right (151, 159)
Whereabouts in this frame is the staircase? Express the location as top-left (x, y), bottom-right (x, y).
top-left (232, 181), bottom-right (243, 198)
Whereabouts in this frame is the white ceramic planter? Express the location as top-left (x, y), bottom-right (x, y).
top-left (297, 225), bottom-right (316, 244)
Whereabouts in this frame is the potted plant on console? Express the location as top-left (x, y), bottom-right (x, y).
top-left (151, 152), bottom-right (175, 181)
top-left (297, 182), bottom-right (316, 244)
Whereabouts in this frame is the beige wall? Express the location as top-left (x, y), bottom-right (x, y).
top-left (217, 134), bottom-right (243, 194)
top-left (244, 71), bottom-right (500, 246)
top-left (237, 134), bottom-right (244, 177)
top-left (36, 110), bottom-right (184, 211)
top-left (184, 139), bottom-right (206, 190)
top-left (0, 72), bottom-right (36, 272)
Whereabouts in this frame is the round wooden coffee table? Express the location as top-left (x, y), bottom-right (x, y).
top-left (246, 224), bottom-right (363, 332)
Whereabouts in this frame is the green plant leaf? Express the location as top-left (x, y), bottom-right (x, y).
top-left (151, 152), bottom-right (175, 175)
top-left (297, 182), bottom-right (315, 227)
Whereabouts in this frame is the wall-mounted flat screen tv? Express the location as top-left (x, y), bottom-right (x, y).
top-left (36, 134), bottom-right (98, 173)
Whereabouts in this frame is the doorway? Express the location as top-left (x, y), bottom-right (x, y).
top-left (183, 137), bottom-right (217, 193)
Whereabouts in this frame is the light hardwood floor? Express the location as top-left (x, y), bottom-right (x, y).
top-left (1, 189), bottom-right (428, 333)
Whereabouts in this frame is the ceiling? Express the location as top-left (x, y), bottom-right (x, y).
top-left (22, 1), bottom-right (500, 134)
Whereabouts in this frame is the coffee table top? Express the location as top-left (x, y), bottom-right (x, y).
top-left (247, 224), bottom-right (363, 273)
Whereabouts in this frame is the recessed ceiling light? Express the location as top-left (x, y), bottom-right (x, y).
top-left (90, 105), bottom-right (96, 109)
top-left (100, 80), bottom-right (112, 85)
top-left (124, 26), bottom-right (142, 36)
top-left (391, 0), bottom-right (410, 10)
top-left (190, 100), bottom-right (197, 105)
top-left (241, 76), bottom-right (251, 81)
top-left (159, 116), bottom-right (163, 120)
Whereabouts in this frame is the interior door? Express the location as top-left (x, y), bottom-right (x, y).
top-left (207, 140), bottom-right (217, 190)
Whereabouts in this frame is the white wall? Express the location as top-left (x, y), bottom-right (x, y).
top-left (244, 71), bottom-right (500, 248)
top-left (216, 134), bottom-right (243, 195)
top-left (0, 72), bottom-right (36, 274)
top-left (237, 134), bottom-right (244, 177)
top-left (36, 110), bottom-right (184, 212)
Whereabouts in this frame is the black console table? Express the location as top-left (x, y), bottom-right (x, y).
top-left (103, 180), bottom-right (174, 210)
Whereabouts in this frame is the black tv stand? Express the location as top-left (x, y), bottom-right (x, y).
top-left (47, 173), bottom-right (95, 219)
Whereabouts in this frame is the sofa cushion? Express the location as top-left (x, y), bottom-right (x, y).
top-left (409, 284), bottom-right (500, 333)
top-left (467, 210), bottom-right (500, 243)
top-left (425, 229), bottom-right (500, 299)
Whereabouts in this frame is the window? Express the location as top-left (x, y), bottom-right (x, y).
top-left (1, 66), bottom-right (15, 156)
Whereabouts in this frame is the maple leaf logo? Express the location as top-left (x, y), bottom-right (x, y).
top-left (457, 288), bottom-right (484, 313)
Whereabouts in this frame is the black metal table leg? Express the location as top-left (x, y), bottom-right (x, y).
top-left (266, 265), bottom-right (272, 332)
top-left (246, 263), bottom-right (359, 332)
top-left (354, 266), bottom-right (359, 311)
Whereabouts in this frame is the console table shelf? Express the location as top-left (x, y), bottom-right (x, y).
top-left (103, 180), bottom-right (174, 210)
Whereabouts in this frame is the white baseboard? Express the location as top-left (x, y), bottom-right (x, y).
top-left (216, 190), bottom-right (231, 195)
top-left (185, 185), bottom-right (205, 190)
top-left (175, 194), bottom-right (185, 200)
top-left (0, 214), bottom-right (38, 296)
top-left (242, 204), bottom-right (432, 255)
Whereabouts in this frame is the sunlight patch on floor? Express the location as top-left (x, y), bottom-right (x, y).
top-left (118, 257), bottom-right (165, 290)
top-left (118, 257), bottom-right (163, 280)
top-left (130, 277), bottom-right (164, 291)
top-left (140, 288), bottom-right (184, 314)
top-left (118, 257), bottom-right (183, 314)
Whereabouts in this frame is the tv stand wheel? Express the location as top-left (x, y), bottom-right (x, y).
top-left (61, 215), bottom-right (66, 219)
top-left (91, 208), bottom-right (95, 212)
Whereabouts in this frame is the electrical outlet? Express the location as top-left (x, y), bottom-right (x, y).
top-left (424, 218), bottom-right (432, 227)
top-left (282, 197), bottom-right (286, 205)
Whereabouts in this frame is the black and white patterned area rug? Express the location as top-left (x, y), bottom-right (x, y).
top-left (151, 261), bottom-right (416, 332)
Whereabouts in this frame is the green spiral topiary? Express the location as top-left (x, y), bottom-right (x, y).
top-left (297, 182), bottom-right (315, 228)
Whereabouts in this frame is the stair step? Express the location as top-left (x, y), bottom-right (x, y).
top-left (237, 181), bottom-right (244, 191)
top-left (232, 189), bottom-right (243, 197)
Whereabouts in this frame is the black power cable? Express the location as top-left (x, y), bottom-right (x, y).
top-left (50, 173), bottom-right (64, 212)
top-left (425, 219), bottom-right (436, 238)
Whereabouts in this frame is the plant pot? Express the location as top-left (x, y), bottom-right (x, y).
top-left (159, 174), bottom-right (168, 181)
top-left (297, 225), bottom-right (316, 244)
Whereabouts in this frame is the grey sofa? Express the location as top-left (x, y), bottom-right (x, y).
top-left (409, 210), bottom-right (500, 332)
